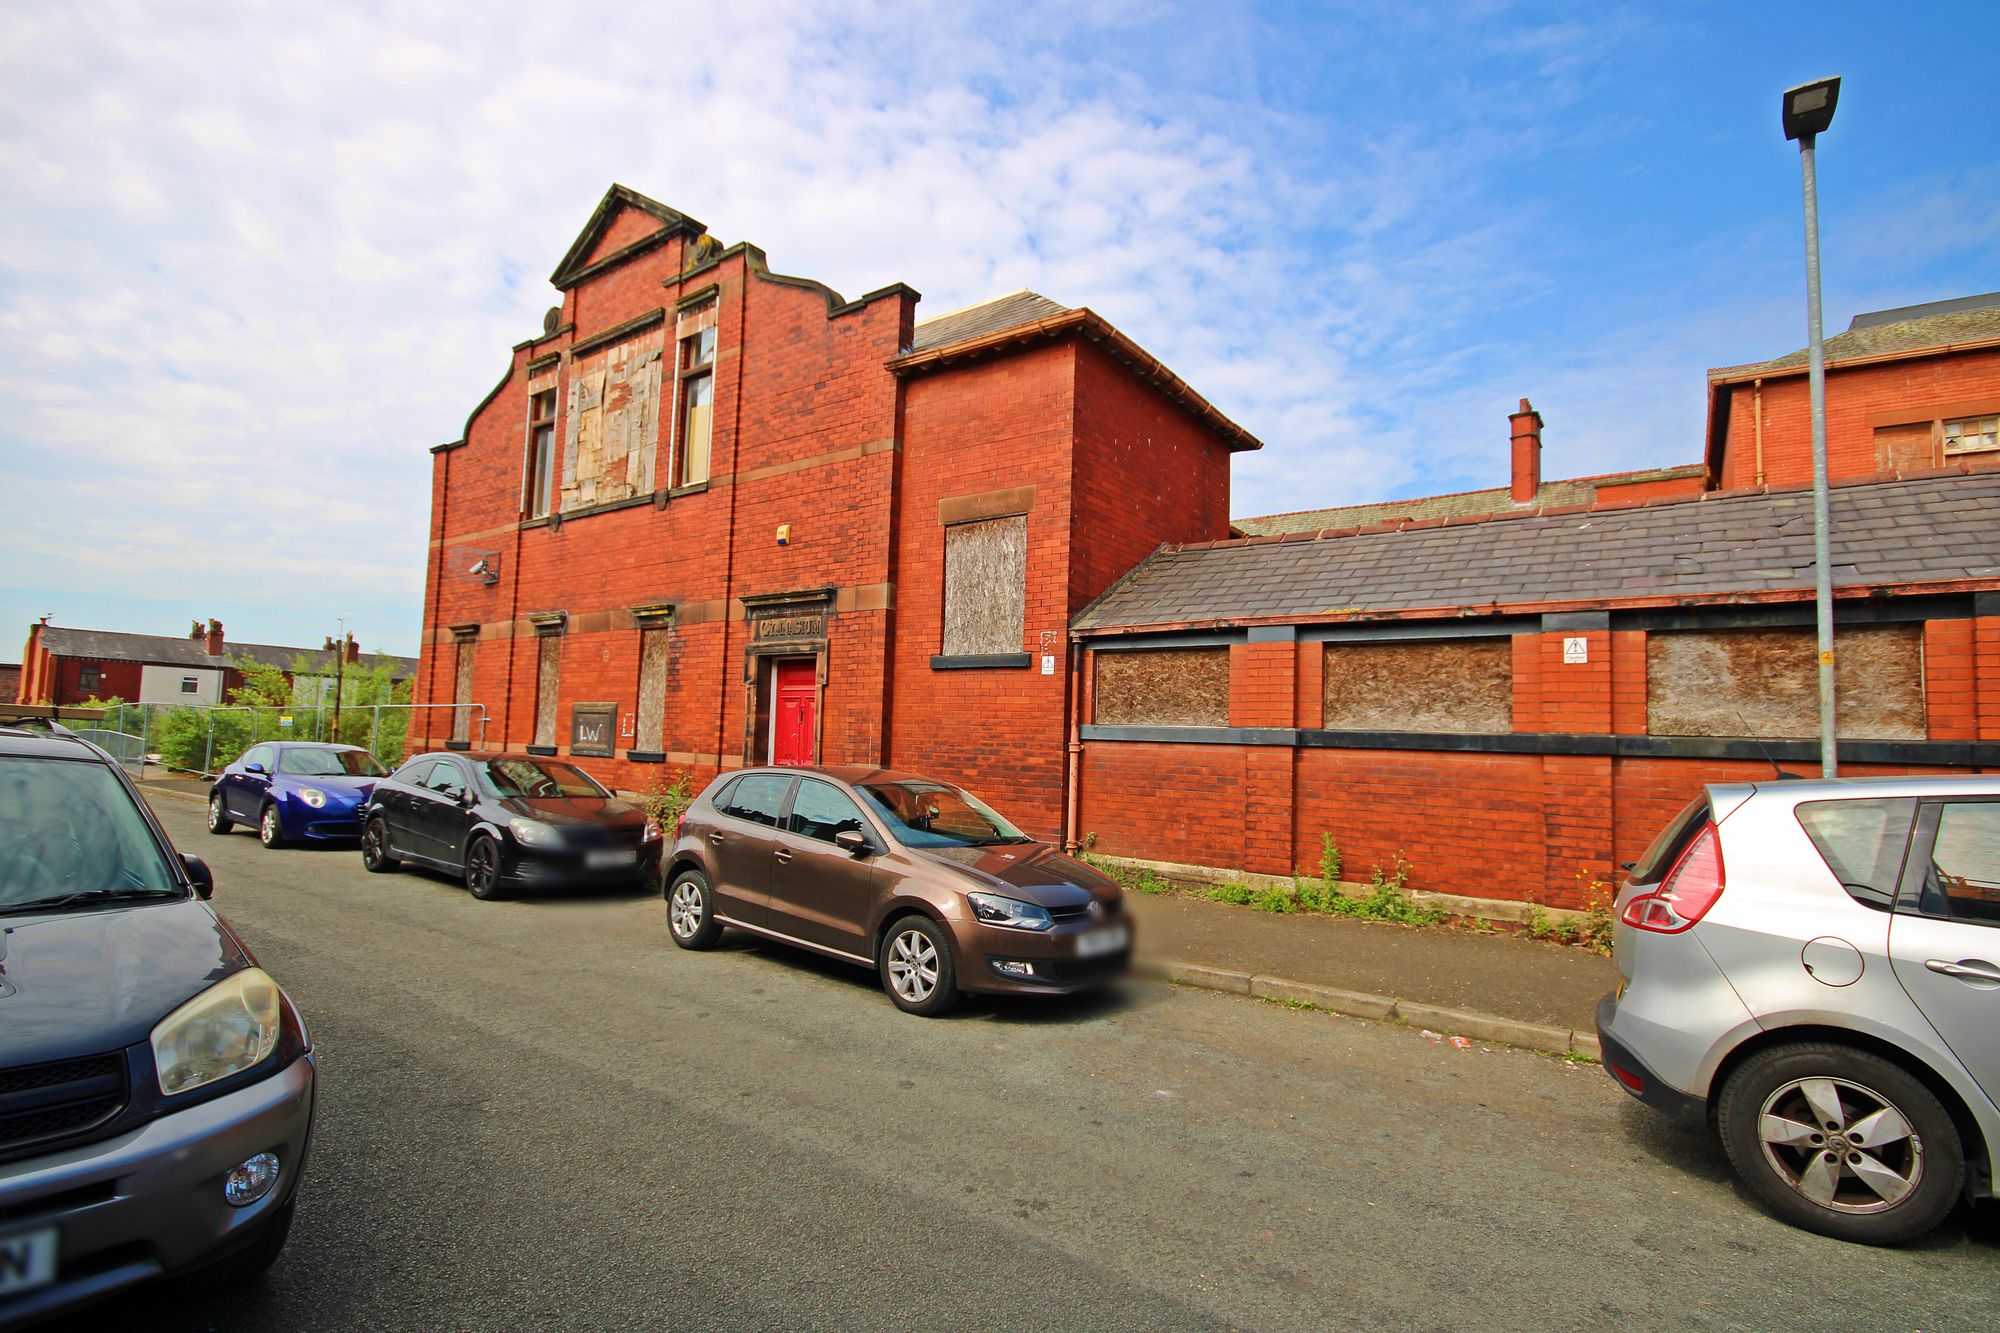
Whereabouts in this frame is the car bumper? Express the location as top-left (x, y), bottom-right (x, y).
top-left (1595, 993), bottom-right (1707, 1128)
top-left (953, 916), bottom-right (1134, 996)
top-left (503, 842), bottom-right (663, 888)
top-left (0, 1053), bottom-right (316, 1327)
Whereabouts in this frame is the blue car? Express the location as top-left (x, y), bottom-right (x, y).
top-left (207, 741), bottom-right (388, 848)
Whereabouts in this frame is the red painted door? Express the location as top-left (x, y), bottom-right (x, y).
top-left (773, 659), bottom-right (817, 766)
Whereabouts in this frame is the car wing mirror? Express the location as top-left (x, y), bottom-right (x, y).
top-left (244, 762), bottom-right (266, 775)
top-left (181, 853), bottom-right (214, 900)
top-left (834, 829), bottom-right (873, 857)
top-left (457, 788), bottom-right (476, 807)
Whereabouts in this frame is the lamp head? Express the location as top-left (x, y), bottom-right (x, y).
top-left (1782, 76), bottom-right (1840, 142)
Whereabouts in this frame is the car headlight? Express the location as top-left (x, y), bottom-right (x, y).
top-left (967, 892), bottom-right (1054, 931)
top-left (152, 969), bottom-right (283, 1096)
top-left (642, 818), bottom-right (662, 843)
top-left (298, 787), bottom-right (326, 808)
top-left (509, 817), bottom-right (560, 846)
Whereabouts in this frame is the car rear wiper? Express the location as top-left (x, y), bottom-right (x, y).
top-left (3, 888), bottom-right (186, 914)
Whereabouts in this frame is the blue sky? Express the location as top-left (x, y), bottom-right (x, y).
top-left (2, 1), bottom-right (1994, 660)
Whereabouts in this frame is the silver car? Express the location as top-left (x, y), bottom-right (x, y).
top-left (1596, 775), bottom-right (1999, 1244)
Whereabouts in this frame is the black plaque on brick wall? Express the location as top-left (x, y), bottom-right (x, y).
top-left (570, 703), bottom-right (617, 758)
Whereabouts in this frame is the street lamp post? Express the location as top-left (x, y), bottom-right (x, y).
top-left (1783, 76), bottom-right (1841, 777)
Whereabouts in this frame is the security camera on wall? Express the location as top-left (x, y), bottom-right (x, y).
top-left (451, 548), bottom-right (501, 586)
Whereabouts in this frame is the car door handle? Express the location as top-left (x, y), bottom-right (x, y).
top-left (708, 832), bottom-right (725, 845)
top-left (1924, 958), bottom-right (2000, 985)
top-left (773, 849), bottom-right (792, 863)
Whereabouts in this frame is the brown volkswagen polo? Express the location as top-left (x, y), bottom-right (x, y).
top-left (663, 766), bottom-right (1130, 1015)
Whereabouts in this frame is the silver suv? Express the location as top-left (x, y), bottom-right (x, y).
top-left (1596, 776), bottom-right (1998, 1244)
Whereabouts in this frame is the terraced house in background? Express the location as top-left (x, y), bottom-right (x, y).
top-left (416, 194), bottom-right (2000, 910)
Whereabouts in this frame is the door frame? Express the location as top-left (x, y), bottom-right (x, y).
top-left (739, 588), bottom-right (833, 767)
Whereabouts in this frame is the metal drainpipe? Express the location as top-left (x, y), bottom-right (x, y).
top-left (716, 261), bottom-right (750, 771)
top-left (1063, 640), bottom-right (1084, 853)
top-left (1753, 378), bottom-right (1765, 486)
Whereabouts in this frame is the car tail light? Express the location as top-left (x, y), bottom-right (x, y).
top-left (672, 811), bottom-right (686, 840)
top-left (1610, 1064), bottom-right (1645, 1094)
top-left (1621, 822), bottom-right (1725, 933)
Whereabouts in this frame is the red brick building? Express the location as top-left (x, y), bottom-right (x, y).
top-left (1075, 294), bottom-right (2000, 908)
top-left (414, 186), bottom-right (1256, 836)
top-left (422, 195), bottom-right (1999, 910)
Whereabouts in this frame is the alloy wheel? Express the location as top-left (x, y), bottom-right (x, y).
top-left (670, 881), bottom-right (705, 939)
top-left (1756, 1075), bottom-right (1924, 1214)
top-left (466, 839), bottom-right (500, 898)
top-left (886, 927), bottom-right (940, 1003)
top-left (260, 806), bottom-right (281, 847)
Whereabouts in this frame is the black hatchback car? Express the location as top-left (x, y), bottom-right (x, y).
top-left (358, 751), bottom-right (661, 898)
top-left (0, 721), bottom-right (314, 1324)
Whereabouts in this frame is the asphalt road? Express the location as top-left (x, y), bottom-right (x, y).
top-left (47, 793), bottom-right (2000, 1332)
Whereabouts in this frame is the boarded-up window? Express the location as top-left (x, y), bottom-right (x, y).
top-left (533, 635), bottom-right (562, 748)
top-left (1322, 639), bottom-right (1512, 732)
top-left (451, 639), bottom-right (475, 743)
top-left (1647, 625), bottom-right (1923, 740)
top-left (635, 627), bottom-right (670, 749)
top-left (561, 337), bottom-right (663, 511)
top-left (942, 516), bottom-right (1026, 657)
top-left (1094, 649), bottom-right (1229, 726)
top-left (1874, 422), bottom-right (1935, 473)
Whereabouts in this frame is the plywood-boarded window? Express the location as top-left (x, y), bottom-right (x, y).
top-left (1322, 639), bottom-right (1512, 732)
top-left (635, 626), bottom-right (671, 750)
top-left (942, 516), bottom-right (1026, 657)
top-left (561, 337), bottom-right (663, 511)
top-left (451, 639), bottom-right (475, 743)
top-left (1647, 625), bottom-right (1923, 740)
top-left (1094, 648), bottom-right (1229, 726)
top-left (533, 635), bottom-right (562, 748)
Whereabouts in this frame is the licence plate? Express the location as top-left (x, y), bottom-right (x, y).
top-left (0, 1226), bottom-right (57, 1298)
top-left (586, 848), bottom-right (638, 869)
top-left (1075, 924), bottom-right (1129, 958)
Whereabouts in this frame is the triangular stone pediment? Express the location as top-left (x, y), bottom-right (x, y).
top-left (549, 185), bottom-right (705, 289)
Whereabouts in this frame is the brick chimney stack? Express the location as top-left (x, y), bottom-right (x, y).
top-left (204, 619), bottom-right (224, 656)
top-left (344, 632), bottom-right (360, 665)
top-left (1509, 398), bottom-right (1544, 504)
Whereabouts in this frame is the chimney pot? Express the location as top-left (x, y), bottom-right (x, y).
top-left (1509, 398), bottom-right (1544, 504)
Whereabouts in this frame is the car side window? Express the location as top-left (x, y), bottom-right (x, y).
top-left (718, 773), bottom-right (791, 827)
top-left (788, 780), bottom-right (869, 845)
top-left (1796, 798), bottom-right (1916, 912)
top-left (423, 761), bottom-right (468, 797)
top-left (242, 744), bottom-right (274, 771)
top-left (1924, 802), bottom-right (2000, 927)
top-left (392, 758), bottom-right (435, 787)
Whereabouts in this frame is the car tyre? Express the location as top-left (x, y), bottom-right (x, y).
top-left (258, 804), bottom-right (285, 849)
top-left (207, 792), bottom-right (233, 835)
top-left (361, 816), bottom-right (400, 873)
top-left (174, 1195), bottom-right (296, 1295)
top-left (1717, 1041), bottom-right (1964, 1245)
top-left (464, 835), bottom-right (507, 900)
top-left (666, 869), bottom-right (723, 950)
top-left (879, 914), bottom-right (959, 1017)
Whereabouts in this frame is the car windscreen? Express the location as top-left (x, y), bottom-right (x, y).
top-left (857, 780), bottom-right (1028, 848)
top-left (0, 755), bottom-right (183, 910)
top-left (279, 748), bottom-right (388, 777)
top-left (477, 758), bottom-right (608, 799)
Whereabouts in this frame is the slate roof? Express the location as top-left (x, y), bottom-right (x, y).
top-left (1716, 292), bottom-right (2000, 379)
top-left (910, 291), bottom-right (1071, 352)
top-left (39, 627), bottom-right (417, 677)
top-left (1074, 473), bottom-right (2000, 631)
top-left (1235, 465), bottom-right (1706, 537)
